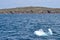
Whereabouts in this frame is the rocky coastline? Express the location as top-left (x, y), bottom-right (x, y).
top-left (0, 7), bottom-right (60, 14)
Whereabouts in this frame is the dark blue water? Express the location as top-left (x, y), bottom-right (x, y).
top-left (0, 14), bottom-right (60, 40)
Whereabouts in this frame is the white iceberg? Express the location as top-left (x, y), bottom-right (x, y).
top-left (34, 28), bottom-right (53, 36)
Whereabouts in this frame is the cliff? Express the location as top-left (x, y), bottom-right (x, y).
top-left (0, 7), bottom-right (60, 14)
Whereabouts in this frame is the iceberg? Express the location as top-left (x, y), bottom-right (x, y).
top-left (34, 28), bottom-right (53, 36)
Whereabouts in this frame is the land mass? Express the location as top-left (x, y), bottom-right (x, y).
top-left (0, 7), bottom-right (60, 14)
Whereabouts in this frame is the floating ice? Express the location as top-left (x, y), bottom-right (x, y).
top-left (34, 28), bottom-right (53, 36)
top-left (48, 28), bottom-right (53, 35)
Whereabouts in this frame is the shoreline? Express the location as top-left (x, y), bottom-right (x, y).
top-left (0, 7), bottom-right (60, 14)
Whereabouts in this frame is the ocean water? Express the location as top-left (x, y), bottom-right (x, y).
top-left (0, 13), bottom-right (60, 40)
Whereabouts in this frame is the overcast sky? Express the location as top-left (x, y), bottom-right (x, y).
top-left (0, 0), bottom-right (60, 9)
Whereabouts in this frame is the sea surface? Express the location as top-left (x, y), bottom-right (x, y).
top-left (0, 13), bottom-right (60, 40)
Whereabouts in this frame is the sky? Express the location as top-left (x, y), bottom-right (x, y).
top-left (0, 0), bottom-right (60, 9)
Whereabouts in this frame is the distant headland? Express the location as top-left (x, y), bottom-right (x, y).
top-left (0, 7), bottom-right (60, 14)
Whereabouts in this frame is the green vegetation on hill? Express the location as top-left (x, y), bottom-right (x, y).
top-left (0, 7), bottom-right (60, 14)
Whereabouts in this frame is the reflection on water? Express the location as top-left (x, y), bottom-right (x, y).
top-left (0, 14), bottom-right (60, 40)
